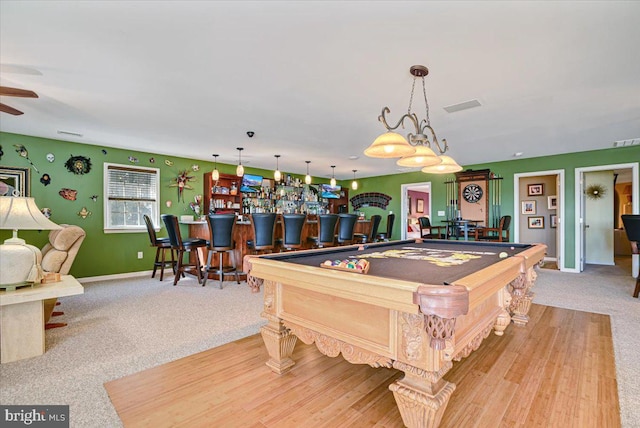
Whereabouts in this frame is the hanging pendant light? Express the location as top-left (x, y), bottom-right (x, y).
top-left (304, 161), bottom-right (312, 185)
top-left (365, 65), bottom-right (460, 174)
top-left (330, 165), bottom-right (336, 187)
top-left (421, 155), bottom-right (462, 174)
top-left (351, 169), bottom-right (358, 190)
top-left (211, 154), bottom-right (220, 181)
top-left (274, 155), bottom-right (282, 182)
top-left (396, 145), bottom-right (442, 168)
top-left (236, 147), bottom-right (244, 177)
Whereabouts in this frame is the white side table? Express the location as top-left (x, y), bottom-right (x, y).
top-left (0, 275), bottom-right (84, 363)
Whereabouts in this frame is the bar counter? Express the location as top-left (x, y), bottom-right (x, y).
top-left (183, 217), bottom-right (371, 280)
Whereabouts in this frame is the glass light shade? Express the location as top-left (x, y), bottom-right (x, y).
top-left (212, 168), bottom-right (220, 181)
top-left (236, 164), bottom-right (244, 177)
top-left (0, 196), bottom-right (62, 244)
top-left (274, 169), bottom-right (282, 182)
top-left (330, 177), bottom-right (336, 187)
top-left (396, 145), bottom-right (442, 167)
top-left (351, 180), bottom-right (358, 190)
top-left (305, 174), bottom-right (312, 185)
top-left (364, 132), bottom-right (416, 158)
top-left (421, 155), bottom-right (463, 174)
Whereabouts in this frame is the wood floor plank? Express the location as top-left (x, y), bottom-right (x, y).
top-left (105, 304), bottom-right (620, 428)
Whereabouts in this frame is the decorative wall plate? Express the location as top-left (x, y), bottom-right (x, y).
top-left (586, 184), bottom-right (606, 200)
top-left (65, 155), bottom-right (92, 175)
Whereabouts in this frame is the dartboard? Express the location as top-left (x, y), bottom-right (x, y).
top-left (463, 183), bottom-right (483, 203)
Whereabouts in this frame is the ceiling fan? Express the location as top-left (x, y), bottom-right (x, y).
top-left (0, 86), bottom-right (39, 115)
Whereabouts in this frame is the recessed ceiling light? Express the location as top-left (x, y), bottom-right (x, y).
top-left (514, 152), bottom-right (523, 157)
top-left (349, 155), bottom-right (359, 160)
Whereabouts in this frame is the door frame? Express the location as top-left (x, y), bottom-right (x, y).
top-left (575, 162), bottom-right (639, 275)
top-left (400, 181), bottom-right (432, 240)
top-left (514, 169), bottom-right (565, 270)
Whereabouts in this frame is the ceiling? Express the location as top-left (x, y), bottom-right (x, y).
top-left (1, 1), bottom-right (639, 181)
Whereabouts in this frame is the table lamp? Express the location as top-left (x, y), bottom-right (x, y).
top-left (0, 195), bottom-right (62, 289)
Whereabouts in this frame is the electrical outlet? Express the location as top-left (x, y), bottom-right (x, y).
top-left (137, 251), bottom-right (143, 259)
top-left (438, 210), bottom-right (445, 217)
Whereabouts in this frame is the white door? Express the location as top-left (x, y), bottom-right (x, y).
top-left (584, 171), bottom-right (615, 265)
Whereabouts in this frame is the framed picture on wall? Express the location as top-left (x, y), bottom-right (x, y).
top-left (548, 196), bottom-right (557, 210)
top-left (550, 214), bottom-right (557, 228)
top-left (528, 216), bottom-right (544, 229)
top-left (521, 200), bottom-right (536, 215)
top-left (527, 183), bottom-right (544, 196)
top-left (416, 198), bottom-right (424, 213)
top-left (0, 166), bottom-right (30, 197)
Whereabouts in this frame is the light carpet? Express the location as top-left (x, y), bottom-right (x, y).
top-left (0, 265), bottom-right (638, 428)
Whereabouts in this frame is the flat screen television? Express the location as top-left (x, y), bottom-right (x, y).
top-left (241, 174), bottom-right (263, 193)
top-left (321, 183), bottom-right (341, 199)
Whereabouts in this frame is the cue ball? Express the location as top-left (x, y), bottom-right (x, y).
top-left (499, 252), bottom-right (508, 258)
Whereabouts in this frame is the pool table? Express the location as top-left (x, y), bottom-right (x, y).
top-left (245, 239), bottom-right (546, 428)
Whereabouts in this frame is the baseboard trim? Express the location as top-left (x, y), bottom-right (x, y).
top-left (77, 270), bottom-right (153, 284)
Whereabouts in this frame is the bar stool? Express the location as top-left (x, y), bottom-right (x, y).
top-left (354, 214), bottom-right (381, 244)
top-left (376, 213), bottom-right (396, 242)
top-left (202, 214), bottom-right (240, 288)
top-left (279, 213), bottom-right (307, 251)
top-left (247, 213), bottom-right (278, 254)
top-left (336, 213), bottom-right (358, 245)
top-left (143, 214), bottom-right (176, 281)
top-left (161, 214), bottom-right (208, 286)
top-left (307, 214), bottom-right (339, 248)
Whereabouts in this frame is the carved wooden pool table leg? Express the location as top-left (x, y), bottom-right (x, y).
top-left (260, 313), bottom-right (297, 375)
top-left (389, 361), bottom-right (456, 428)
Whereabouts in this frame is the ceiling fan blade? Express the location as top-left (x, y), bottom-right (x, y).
top-left (0, 103), bottom-right (24, 115)
top-left (0, 86), bottom-right (38, 98)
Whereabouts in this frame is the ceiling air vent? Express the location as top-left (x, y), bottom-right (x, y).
top-left (443, 99), bottom-right (481, 113)
top-left (613, 138), bottom-right (640, 148)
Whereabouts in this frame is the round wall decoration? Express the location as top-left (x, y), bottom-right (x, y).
top-left (65, 155), bottom-right (92, 175)
top-left (586, 184), bottom-right (606, 200)
top-left (463, 183), bottom-right (483, 203)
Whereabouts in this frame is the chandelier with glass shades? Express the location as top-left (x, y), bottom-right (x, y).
top-left (364, 65), bottom-right (462, 174)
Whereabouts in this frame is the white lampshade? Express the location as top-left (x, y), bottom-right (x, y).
top-left (364, 132), bottom-right (416, 158)
top-left (396, 145), bottom-right (442, 167)
top-left (305, 174), bottom-right (312, 185)
top-left (236, 164), bottom-right (244, 177)
top-left (0, 196), bottom-right (62, 244)
top-left (274, 169), bottom-right (282, 182)
top-left (351, 180), bottom-right (358, 190)
top-left (421, 155), bottom-right (463, 174)
top-left (212, 168), bottom-right (220, 181)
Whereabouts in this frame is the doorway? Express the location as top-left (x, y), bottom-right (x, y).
top-left (400, 182), bottom-right (432, 240)
top-left (514, 169), bottom-right (565, 270)
top-left (575, 162), bottom-right (639, 277)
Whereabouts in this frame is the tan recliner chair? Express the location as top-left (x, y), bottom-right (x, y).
top-left (41, 224), bottom-right (86, 327)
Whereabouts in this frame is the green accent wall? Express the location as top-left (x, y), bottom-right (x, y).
top-left (2, 131), bottom-right (638, 276)
top-left (0, 132), bottom-right (309, 278)
top-left (343, 145), bottom-right (639, 270)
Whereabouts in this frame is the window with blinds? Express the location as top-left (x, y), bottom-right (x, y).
top-left (104, 163), bottom-right (160, 232)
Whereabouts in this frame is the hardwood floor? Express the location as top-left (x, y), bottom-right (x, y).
top-left (105, 304), bottom-right (620, 428)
